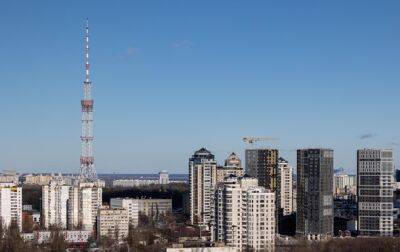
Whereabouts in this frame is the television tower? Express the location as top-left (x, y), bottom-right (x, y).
top-left (80, 19), bottom-right (97, 180)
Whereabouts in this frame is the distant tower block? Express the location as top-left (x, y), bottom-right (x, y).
top-left (80, 19), bottom-right (97, 180)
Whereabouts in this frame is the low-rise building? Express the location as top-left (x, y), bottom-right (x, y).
top-left (97, 207), bottom-right (129, 240)
top-left (21, 230), bottom-right (92, 244)
top-left (112, 179), bottom-right (158, 187)
top-left (0, 172), bottom-right (19, 184)
top-left (139, 198), bottom-right (172, 217)
top-left (24, 174), bottom-right (55, 186)
top-left (110, 198), bottom-right (172, 227)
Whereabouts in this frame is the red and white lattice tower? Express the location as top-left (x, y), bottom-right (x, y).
top-left (80, 19), bottom-right (97, 180)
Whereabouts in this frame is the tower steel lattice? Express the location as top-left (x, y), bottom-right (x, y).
top-left (80, 19), bottom-right (97, 180)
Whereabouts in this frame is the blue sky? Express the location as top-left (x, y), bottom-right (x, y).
top-left (0, 1), bottom-right (399, 174)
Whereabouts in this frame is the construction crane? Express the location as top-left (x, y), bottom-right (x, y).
top-left (242, 136), bottom-right (279, 148)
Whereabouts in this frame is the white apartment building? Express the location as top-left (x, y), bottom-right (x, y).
top-left (189, 148), bottom-right (217, 228)
top-left (110, 198), bottom-right (172, 227)
top-left (22, 230), bottom-right (92, 244)
top-left (159, 170), bottom-right (170, 184)
top-left (110, 198), bottom-right (139, 227)
top-left (277, 158), bottom-right (293, 216)
top-left (68, 180), bottom-right (103, 231)
top-left (112, 179), bottom-right (158, 187)
top-left (215, 176), bottom-right (275, 251)
top-left (97, 207), bottom-right (129, 240)
top-left (0, 182), bottom-right (22, 230)
top-left (334, 174), bottom-right (356, 195)
top-left (24, 174), bottom-right (56, 186)
top-left (42, 180), bottom-right (70, 229)
top-left (0, 174), bottom-right (19, 184)
top-left (357, 149), bottom-right (394, 236)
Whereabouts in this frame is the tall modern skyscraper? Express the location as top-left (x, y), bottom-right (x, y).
top-left (80, 19), bottom-right (96, 180)
top-left (296, 149), bottom-right (333, 237)
top-left (215, 175), bottom-right (275, 250)
top-left (189, 148), bottom-right (217, 228)
top-left (245, 149), bottom-right (279, 190)
top-left (357, 149), bottom-right (394, 236)
top-left (277, 157), bottom-right (293, 216)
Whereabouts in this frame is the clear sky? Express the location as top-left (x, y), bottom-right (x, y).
top-left (0, 1), bottom-right (399, 174)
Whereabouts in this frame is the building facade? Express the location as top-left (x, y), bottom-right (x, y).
top-left (68, 181), bottom-right (103, 231)
top-left (110, 198), bottom-right (140, 227)
top-left (0, 182), bottom-right (22, 230)
top-left (112, 179), bottom-right (158, 187)
top-left (110, 198), bottom-right (172, 227)
top-left (245, 149), bottom-right (279, 191)
top-left (42, 180), bottom-right (70, 229)
top-left (216, 152), bottom-right (244, 183)
top-left (97, 207), bottom-right (129, 240)
top-left (334, 174), bottom-right (356, 197)
top-left (215, 176), bottom-right (275, 250)
top-left (159, 170), bottom-right (170, 184)
top-left (296, 149), bottom-right (333, 237)
top-left (138, 198), bottom-right (172, 216)
top-left (357, 149), bottom-right (394, 236)
top-left (277, 158), bottom-right (293, 216)
top-left (189, 148), bottom-right (217, 228)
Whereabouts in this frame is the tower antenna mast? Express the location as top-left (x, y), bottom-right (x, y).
top-left (80, 19), bottom-right (97, 180)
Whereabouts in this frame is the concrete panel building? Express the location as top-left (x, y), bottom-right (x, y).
top-left (42, 180), bottom-right (70, 229)
top-left (0, 182), bottom-right (22, 230)
top-left (67, 180), bottom-right (103, 231)
top-left (97, 207), bottom-right (129, 240)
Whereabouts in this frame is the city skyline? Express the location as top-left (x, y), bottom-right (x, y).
top-left (1, 1), bottom-right (399, 174)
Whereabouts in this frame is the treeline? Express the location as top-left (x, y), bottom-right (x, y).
top-left (102, 183), bottom-right (188, 210)
top-left (0, 221), bottom-right (69, 252)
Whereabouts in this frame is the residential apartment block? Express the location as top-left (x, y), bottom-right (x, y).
top-left (357, 149), bottom-right (394, 236)
top-left (215, 175), bottom-right (275, 251)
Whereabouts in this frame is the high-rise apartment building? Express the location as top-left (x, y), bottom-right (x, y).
top-left (277, 158), bottom-right (293, 216)
top-left (245, 149), bottom-right (278, 191)
top-left (357, 149), bottom-right (394, 236)
top-left (215, 176), bottom-right (275, 250)
top-left (189, 148), bottom-right (217, 228)
top-left (216, 153), bottom-right (244, 183)
top-left (0, 183), bottom-right (22, 230)
top-left (296, 149), bottom-right (333, 237)
top-left (42, 180), bottom-right (70, 229)
top-left (68, 181), bottom-right (103, 231)
top-left (97, 207), bottom-right (129, 240)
